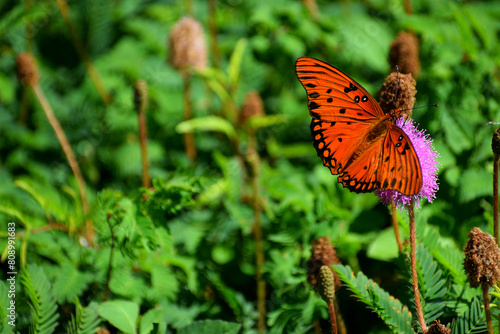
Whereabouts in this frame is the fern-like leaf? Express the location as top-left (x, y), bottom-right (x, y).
top-left (450, 296), bottom-right (487, 334)
top-left (415, 244), bottom-right (448, 324)
top-left (52, 264), bottom-right (93, 304)
top-left (333, 264), bottom-right (415, 334)
top-left (19, 265), bottom-right (59, 334)
top-left (67, 299), bottom-right (100, 334)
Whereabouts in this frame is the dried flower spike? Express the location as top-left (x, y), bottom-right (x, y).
top-left (168, 17), bottom-right (208, 73)
top-left (16, 52), bottom-right (39, 86)
top-left (424, 320), bottom-right (450, 334)
top-left (307, 236), bottom-right (341, 292)
top-left (239, 90), bottom-right (265, 126)
top-left (133, 79), bottom-right (149, 114)
top-left (463, 227), bottom-right (500, 288)
top-left (389, 31), bottom-right (421, 77)
top-left (378, 71), bottom-right (417, 118)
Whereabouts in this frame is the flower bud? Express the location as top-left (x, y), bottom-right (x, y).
top-left (389, 31), bottom-right (421, 77)
top-left (239, 90), bottom-right (264, 126)
top-left (168, 17), bottom-right (208, 73)
top-left (16, 52), bottom-right (39, 86)
top-left (133, 80), bottom-right (149, 114)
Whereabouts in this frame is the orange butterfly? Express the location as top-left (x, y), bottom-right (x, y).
top-left (295, 57), bottom-right (422, 196)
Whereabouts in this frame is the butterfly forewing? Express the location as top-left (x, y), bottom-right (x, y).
top-left (295, 57), bottom-right (384, 122)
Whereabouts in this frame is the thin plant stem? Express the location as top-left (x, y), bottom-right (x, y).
top-left (482, 285), bottom-right (494, 334)
top-left (391, 201), bottom-right (404, 252)
top-left (334, 299), bottom-right (347, 334)
top-left (19, 0), bottom-right (34, 124)
top-left (409, 198), bottom-right (427, 332)
top-left (208, 0), bottom-right (221, 68)
top-left (138, 109), bottom-right (150, 188)
top-left (494, 154), bottom-right (499, 245)
top-left (185, 0), bottom-right (192, 16)
top-left (328, 300), bottom-right (337, 334)
top-left (403, 0), bottom-right (413, 15)
top-left (55, 0), bottom-right (112, 105)
top-left (248, 131), bottom-right (265, 334)
top-left (103, 213), bottom-right (115, 301)
top-left (183, 75), bottom-right (197, 162)
top-left (313, 320), bottom-right (321, 334)
top-left (31, 84), bottom-right (93, 241)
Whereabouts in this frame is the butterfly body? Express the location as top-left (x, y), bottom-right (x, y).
top-left (296, 57), bottom-right (422, 196)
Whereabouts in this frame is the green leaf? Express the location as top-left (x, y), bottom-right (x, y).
top-left (67, 300), bottom-right (100, 334)
top-left (228, 39), bottom-right (248, 88)
top-left (450, 296), bottom-right (487, 334)
top-left (178, 320), bottom-right (241, 334)
top-left (415, 245), bottom-right (448, 325)
top-left (333, 264), bottom-right (415, 334)
top-left (139, 308), bottom-right (164, 334)
top-left (99, 300), bottom-right (139, 334)
top-left (246, 115), bottom-right (287, 130)
top-left (458, 169), bottom-right (491, 203)
top-left (19, 264), bottom-right (59, 334)
top-left (176, 116), bottom-right (236, 140)
top-left (0, 281), bottom-right (11, 330)
top-left (366, 227), bottom-right (400, 261)
top-left (52, 264), bottom-right (93, 304)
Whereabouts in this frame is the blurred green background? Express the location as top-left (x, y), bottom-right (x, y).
top-left (1, 0), bottom-right (500, 333)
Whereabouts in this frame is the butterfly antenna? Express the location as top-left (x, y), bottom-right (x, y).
top-left (487, 122), bottom-right (500, 125)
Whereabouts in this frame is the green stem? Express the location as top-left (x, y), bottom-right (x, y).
top-left (409, 199), bottom-right (426, 332)
top-left (32, 84), bottom-right (92, 242)
top-left (391, 202), bottom-right (404, 252)
top-left (483, 285), bottom-right (494, 334)
top-left (208, 0), bottom-right (221, 68)
top-left (138, 108), bottom-right (150, 188)
top-left (55, 0), bottom-right (112, 105)
top-left (183, 75), bottom-right (197, 162)
top-left (248, 131), bottom-right (265, 333)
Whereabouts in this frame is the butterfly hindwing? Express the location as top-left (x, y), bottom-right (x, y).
top-left (295, 57), bottom-right (384, 122)
top-left (338, 125), bottom-right (422, 195)
top-left (376, 125), bottom-right (422, 195)
top-left (337, 136), bottom-right (384, 193)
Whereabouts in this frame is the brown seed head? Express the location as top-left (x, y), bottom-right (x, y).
top-left (389, 31), bottom-right (421, 77)
top-left (463, 227), bottom-right (500, 288)
top-left (492, 128), bottom-right (500, 157)
top-left (168, 17), bottom-right (208, 73)
top-left (239, 90), bottom-right (265, 126)
top-left (96, 328), bottom-right (111, 334)
top-left (378, 72), bottom-right (417, 118)
top-left (16, 52), bottom-right (39, 86)
top-left (424, 320), bottom-right (451, 334)
top-left (133, 79), bottom-right (149, 114)
top-left (307, 236), bottom-right (341, 293)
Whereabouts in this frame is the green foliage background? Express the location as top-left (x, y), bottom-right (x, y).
top-left (1, 0), bottom-right (500, 333)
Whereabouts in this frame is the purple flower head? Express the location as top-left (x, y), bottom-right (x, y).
top-left (375, 118), bottom-right (440, 209)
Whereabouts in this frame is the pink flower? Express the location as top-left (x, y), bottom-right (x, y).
top-left (375, 118), bottom-right (440, 208)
